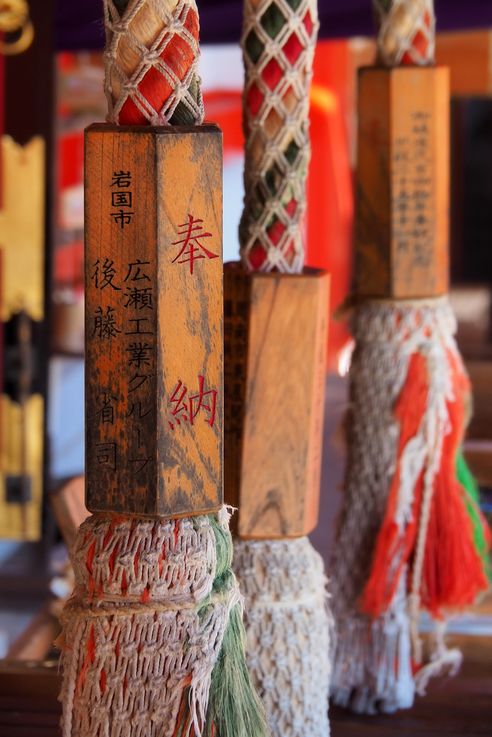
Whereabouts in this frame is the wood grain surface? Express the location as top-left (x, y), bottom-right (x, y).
top-left (85, 124), bottom-right (223, 518)
top-left (355, 66), bottom-right (450, 299)
top-left (224, 266), bottom-right (330, 539)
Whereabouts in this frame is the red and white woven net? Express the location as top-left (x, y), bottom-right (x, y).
top-left (374, 0), bottom-right (435, 67)
top-left (103, 0), bottom-right (204, 125)
top-left (240, 0), bottom-right (319, 273)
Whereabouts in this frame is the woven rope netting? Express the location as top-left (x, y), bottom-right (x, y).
top-left (330, 299), bottom-right (490, 713)
top-left (374, 0), bottom-right (435, 67)
top-left (61, 515), bottom-right (236, 737)
top-left (234, 538), bottom-right (332, 737)
top-left (239, 0), bottom-right (319, 273)
top-left (104, 0), bottom-right (204, 125)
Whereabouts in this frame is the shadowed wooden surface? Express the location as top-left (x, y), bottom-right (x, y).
top-left (85, 124), bottom-right (223, 518)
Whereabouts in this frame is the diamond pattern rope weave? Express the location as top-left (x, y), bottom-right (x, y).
top-left (240, 0), bottom-right (319, 274)
top-left (104, 0), bottom-right (204, 125)
top-left (374, 0), bottom-right (435, 67)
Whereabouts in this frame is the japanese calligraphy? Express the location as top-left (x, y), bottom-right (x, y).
top-left (127, 342), bottom-right (153, 369)
top-left (125, 318), bottom-right (153, 335)
top-left (168, 375), bottom-right (218, 430)
top-left (171, 214), bottom-right (218, 275)
top-left (125, 260), bottom-right (151, 283)
top-left (93, 306), bottom-right (121, 340)
top-left (392, 111), bottom-right (434, 270)
top-left (111, 170), bottom-right (134, 229)
top-left (124, 286), bottom-right (153, 310)
top-left (91, 258), bottom-right (121, 291)
top-left (98, 393), bottom-right (117, 425)
top-left (96, 442), bottom-right (117, 470)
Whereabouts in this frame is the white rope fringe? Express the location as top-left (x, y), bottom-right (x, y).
top-left (234, 537), bottom-right (332, 737)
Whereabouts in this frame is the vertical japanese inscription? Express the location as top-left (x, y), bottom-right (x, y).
top-left (85, 125), bottom-right (223, 517)
top-left (392, 110), bottom-right (436, 283)
top-left (86, 130), bottom-right (158, 515)
top-left (157, 130), bottom-right (223, 517)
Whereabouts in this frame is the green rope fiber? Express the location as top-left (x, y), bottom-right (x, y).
top-left (204, 517), bottom-right (269, 737)
top-left (457, 450), bottom-right (492, 581)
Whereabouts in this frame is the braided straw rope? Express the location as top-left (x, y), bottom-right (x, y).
top-left (240, 0), bottom-right (319, 273)
top-left (104, 0), bottom-right (204, 125)
top-left (60, 514), bottom-right (240, 737)
top-left (330, 298), bottom-right (465, 714)
top-left (374, 0), bottom-right (435, 67)
top-left (234, 538), bottom-right (332, 737)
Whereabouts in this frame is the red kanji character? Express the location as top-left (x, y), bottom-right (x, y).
top-left (171, 214), bottom-right (218, 275)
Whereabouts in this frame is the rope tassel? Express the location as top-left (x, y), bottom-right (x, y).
top-left (330, 299), bottom-right (490, 713)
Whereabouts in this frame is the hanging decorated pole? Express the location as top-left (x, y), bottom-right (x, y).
top-left (58, 2), bottom-right (269, 737)
top-left (330, 0), bottom-right (491, 715)
top-left (225, 1), bottom-right (333, 735)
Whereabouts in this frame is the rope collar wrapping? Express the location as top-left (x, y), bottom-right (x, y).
top-left (60, 514), bottom-right (241, 737)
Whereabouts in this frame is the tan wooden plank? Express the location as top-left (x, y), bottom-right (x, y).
top-left (224, 266), bottom-right (330, 539)
top-left (85, 124), bottom-right (223, 518)
top-left (356, 66), bottom-right (450, 299)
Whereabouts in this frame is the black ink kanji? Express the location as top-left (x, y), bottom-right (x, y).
top-left (126, 342), bottom-right (153, 369)
top-left (98, 392), bottom-right (118, 425)
top-left (111, 209), bottom-right (135, 229)
top-left (111, 171), bottom-right (132, 188)
top-left (91, 259), bottom-right (121, 291)
top-left (96, 442), bottom-right (117, 470)
top-left (93, 306), bottom-right (122, 340)
top-left (125, 318), bottom-right (154, 336)
top-left (124, 286), bottom-right (153, 310)
top-left (125, 260), bottom-right (151, 283)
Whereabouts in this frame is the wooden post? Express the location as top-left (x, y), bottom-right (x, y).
top-left (85, 124), bottom-right (223, 518)
top-left (355, 66), bottom-right (450, 298)
top-left (224, 266), bottom-right (330, 539)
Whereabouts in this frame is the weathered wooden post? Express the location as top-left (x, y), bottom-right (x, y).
top-left (58, 3), bottom-right (269, 736)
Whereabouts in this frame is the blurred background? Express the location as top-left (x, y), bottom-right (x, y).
top-left (0, 1), bottom-right (491, 732)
